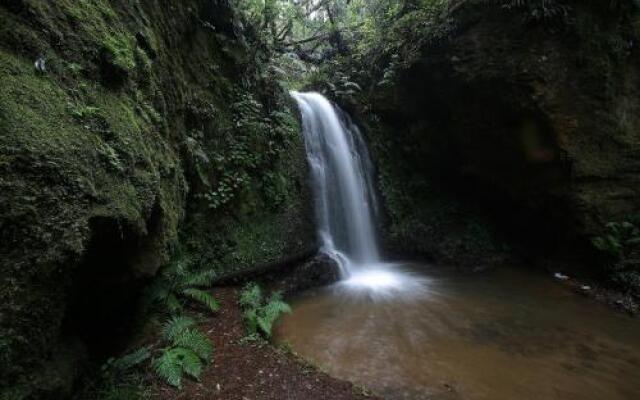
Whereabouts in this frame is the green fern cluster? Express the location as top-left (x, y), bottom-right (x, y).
top-left (153, 316), bottom-right (213, 388)
top-left (239, 283), bottom-right (291, 338)
top-left (146, 258), bottom-right (219, 314)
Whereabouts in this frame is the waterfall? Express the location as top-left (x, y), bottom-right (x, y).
top-left (292, 91), bottom-right (381, 277)
top-left (293, 91), bottom-right (426, 295)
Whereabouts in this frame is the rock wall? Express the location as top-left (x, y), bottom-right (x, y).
top-left (0, 0), bottom-right (314, 397)
top-left (336, 0), bottom-right (640, 269)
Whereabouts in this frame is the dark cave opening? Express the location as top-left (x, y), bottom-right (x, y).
top-left (61, 217), bottom-right (147, 363)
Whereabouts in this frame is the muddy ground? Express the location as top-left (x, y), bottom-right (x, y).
top-left (149, 287), bottom-right (378, 400)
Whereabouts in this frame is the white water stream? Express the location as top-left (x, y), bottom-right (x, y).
top-left (292, 91), bottom-right (423, 295)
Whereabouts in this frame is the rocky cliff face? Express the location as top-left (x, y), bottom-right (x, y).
top-left (0, 0), bottom-right (314, 397)
top-left (338, 1), bottom-right (640, 270)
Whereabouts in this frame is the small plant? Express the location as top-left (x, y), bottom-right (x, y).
top-left (239, 283), bottom-right (291, 339)
top-left (592, 217), bottom-right (640, 296)
top-left (71, 105), bottom-right (101, 120)
top-left (102, 347), bottom-right (152, 377)
top-left (592, 220), bottom-right (640, 259)
top-left (146, 257), bottom-right (219, 314)
top-left (153, 316), bottom-right (213, 388)
top-left (80, 347), bottom-right (151, 400)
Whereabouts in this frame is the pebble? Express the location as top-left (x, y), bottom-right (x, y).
top-left (34, 57), bottom-right (46, 72)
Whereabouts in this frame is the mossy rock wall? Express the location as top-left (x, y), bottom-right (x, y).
top-left (332, 1), bottom-right (640, 269)
top-left (0, 0), bottom-right (314, 397)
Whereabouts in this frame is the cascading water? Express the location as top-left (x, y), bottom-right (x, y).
top-left (292, 91), bottom-right (424, 294)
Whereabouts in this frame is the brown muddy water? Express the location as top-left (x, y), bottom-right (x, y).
top-left (273, 265), bottom-right (640, 400)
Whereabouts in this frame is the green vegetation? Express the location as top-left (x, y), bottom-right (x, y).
top-left (142, 249), bottom-right (218, 388)
top-left (153, 316), bottom-right (213, 388)
top-left (2, 0), bottom-right (640, 397)
top-left (593, 218), bottom-right (640, 296)
top-left (146, 254), bottom-right (219, 315)
top-left (239, 283), bottom-right (291, 339)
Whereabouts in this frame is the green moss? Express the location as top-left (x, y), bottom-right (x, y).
top-left (0, 1), bottom-right (314, 397)
top-left (0, 45), bottom-right (182, 395)
top-left (101, 32), bottom-right (137, 80)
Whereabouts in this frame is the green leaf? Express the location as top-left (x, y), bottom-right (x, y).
top-left (162, 316), bottom-right (196, 342)
top-left (172, 328), bottom-right (213, 361)
top-left (243, 309), bottom-right (259, 335)
top-left (166, 294), bottom-right (183, 314)
top-left (257, 297), bottom-right (291, 338)
top-left (239, 283), bottom-right (262, 309)
top-left (179, 348), bottom-right (204, 379)
top-left (153, 347), bottom-right (204, 388)
top-left (109, 346), bottom-right (151, 372)
top-left (183, 270), bottom-right (217, 287)
top-left (182, 288), bottom-right (219, 313)
top-left (153, 349), bottom-right (184, 388)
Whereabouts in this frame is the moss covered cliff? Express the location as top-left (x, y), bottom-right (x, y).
top-left (0, 1), bottom-right (313, 397)
top-left (324, 1), bottom-right (640, 275)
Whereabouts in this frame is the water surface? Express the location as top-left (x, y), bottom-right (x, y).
top-left (274, 265), bottom-right (640, 400)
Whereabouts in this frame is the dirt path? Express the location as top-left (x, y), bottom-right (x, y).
top-left (150, 287), bottom-right (378, 400)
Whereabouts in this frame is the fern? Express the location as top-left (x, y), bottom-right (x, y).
top-left (257, 295), bottom-right (291, 337)
top-left (243, 309), bottom-right (259, 335)
top-left (105, 347), bottom-right (151, 373)
top-left (239, 283), bottom-right (291, 338)
top-left (155, 315), bottom-right (214, 387)
top-left (184, 269), bottom-right (217, 287)
top-left (162, 315), bottom-right (196, 341)
top-left (153, 347), bottom-right (202, 388)
top-left (239, 282), bottom-right (262, 309)
top-left (172, 328), bottom-right (213, 361)
top-left (182, 288), bottom-right (219, 312)
top-left (144, 254), bottom-right (218, 315)
top-left (166, 293), bottom-right (182, 314)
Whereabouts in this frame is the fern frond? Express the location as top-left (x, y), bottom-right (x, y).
top-left (178, 348), bottom-right (203, 379)
top-left (110, 346), bottom-right (151, 371)
top-left (153, 347), bottom-right (204, 388)
top-left (257, 316), bottom-right (273, 337)
top-left (243, 309), bottom-right (259, 335)
top-left (153, 349), bottom-right (184, 388)
top-left (239, 283), bottom-right (262, 309)
top-left (257, 299), bottom-right (291, 338)
top-left (166, 294), bottom-right (183, 314)
top-left (182, 288), bottom-right (219, 313)
top-left (183, 269), bottom-right (217, 287)
top-left (172, 328), bottom-right (213, 361)
top-left (162, 316), bottom-right (196, 341)
top-left (145, 280), bottom-right (171, 303)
